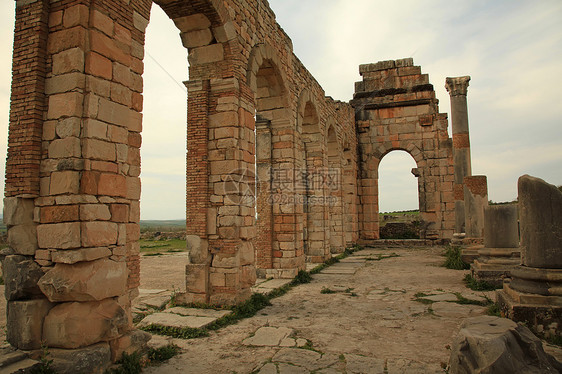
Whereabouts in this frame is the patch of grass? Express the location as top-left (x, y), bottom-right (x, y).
top-left (29, 346), bottom-right (56, 374)
top-left (147, 344), bottom-right (181, 363)
top-left (544, 335), bottom-right (562, 347)
top-left (321, 287), bottom-right (336, 294)
top-left (453, 292), bottom-right (487, 306)
top-left (105, 352), bottom-right (143, 374)
top-left (141, 324), bottom-right (209, 339)
top-left (140, 238), bottom-right (187, 255)
top-left (443, 245), bottom-right (470, 270)
top-left (486, 302), bottom-right (502, 317)
top-left (463, 274), bottom-right (498, 291)
top-left (290, 270), bottom-right (312, 285)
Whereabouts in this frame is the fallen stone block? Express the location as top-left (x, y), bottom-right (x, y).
top-left (449, 315), bottom-right (562, 373)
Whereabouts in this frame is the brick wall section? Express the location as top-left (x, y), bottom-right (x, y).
top-left (6, 0), bottom-right (50, 198)
top-left (351, 59), bottom-right (455, 240)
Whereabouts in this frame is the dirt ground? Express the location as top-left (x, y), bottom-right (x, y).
top-left (139, 245), bottom-right (519, 373)
top-left (2, 246), bottom-right (561, 373)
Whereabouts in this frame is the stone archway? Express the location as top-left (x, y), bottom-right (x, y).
top-left (4, 0), bottom-right (257, 361)
top-left (352, 58), bottom-right (455, 240)
top-left (326, 122), bottom-right (345, 253)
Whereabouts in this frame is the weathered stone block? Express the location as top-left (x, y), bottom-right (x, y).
top-left (51, 247), bottom-right (111, 264)
top-left (50, 171), bottom-right (80, 195)
top-left (4, 197), bottom-right (35, 226)
top-left (37, 222), bottom-right (81, 249)
top-left (189, 44), bottom-right (224, 65)
top-left (7, 299), bottom-right (54, 350)
top-left (80, 204), bottom-right (111, 221)
top-left (81, 221), bottom-right (118, 247)
top-left (50, 342), bottom-right (111, 374)
top-left (98, 174), bottom-right (127, 197)
top-left (38, 258), bottom-right (127, 302)
top-left (173, 13), bottom-right (211, 32)
top-left (52, 47), bottom-right (85, 75)
top-left (49, 137), bottom-right (82, 159)
top-left (43, 299), bottom-right (128, 349)
top-left (186, 264), bottom-right (208, 294)
top-left (41, 205), bottom-right (79, 223)
top-left (109, 330), bottom-right (151, 363)
top-left (449, 316), bottom-right (562, 373)
top-left (3, 255), bottom-right (44, 300)
top-left (180, 29), bottom-right (213, 48)
top-left (47, 92), bottom-right (83, 119)
top-left (7, 224), bottom-right (38, 255)
top-left (518, 175), bottom-right (562, 268)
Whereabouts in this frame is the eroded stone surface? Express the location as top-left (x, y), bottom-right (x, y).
top-left (43, 299), bottom-right (128, 349)
top-left (38, 258), bottom-right (127, 302)
top-left (242, 327), bottom-right (293, 346)
top-left (3, 255), bottom-right (44, 301)
top-left (449, 316), bottom-right (562, 374)
top-left (138, 312), bottom-right (216, 329)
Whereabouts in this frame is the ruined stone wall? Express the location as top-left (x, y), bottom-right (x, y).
top-left (4, 0), bottom-right (357, 362)
top-left (351, 59), bottom-right (455, 240)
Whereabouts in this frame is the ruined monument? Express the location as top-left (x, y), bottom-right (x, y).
top-left (3, 0), bottom-right (482, 369)
top-left (497, 175), bottom-right (562, 337)
top-left (471, 204), bottom-right (520, 287)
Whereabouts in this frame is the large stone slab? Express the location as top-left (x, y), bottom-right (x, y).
top-left (38, 258), bottom-right (127, 302)
top-left (449, 316), bottom-right (562, 373)
top-left (431, 302), bottom-right (486, 318)
top-left (43, 299), bottom-right (128, 349)
top-left (137, 312), bottom-right (216, 329)
top-left (242, 327), bottom-right (293, 347)
top-left (165, 307), bottom-right (232, 319)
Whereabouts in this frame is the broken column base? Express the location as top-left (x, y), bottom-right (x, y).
top-left (461, 244), bottom-right (482, 265)
top-left (451, 233), bottom-right (465, 246)
top-left (497, 278), bottom-right (562, 339)
top-left (471, 248), bottom-right (521, 288)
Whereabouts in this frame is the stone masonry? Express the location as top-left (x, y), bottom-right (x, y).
top-left (4, 0), bottom-right (479, 368)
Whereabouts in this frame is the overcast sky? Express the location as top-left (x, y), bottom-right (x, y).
top-left (0, 1), bottom-right (561, 219)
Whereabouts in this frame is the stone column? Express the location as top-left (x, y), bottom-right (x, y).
top-left (471, 204), bottom-right (520, 287)
top-left (255, 117), bottom-right (273, 278)
top-left (497, 175), bottom-right (562, 338)
top-left (463, 175), bottom-right (488, 241)
top-left (446, 76), bottom-right (472, 234)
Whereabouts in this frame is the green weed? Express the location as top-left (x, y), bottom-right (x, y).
top-left (443, 246), bottom-right (470, 270)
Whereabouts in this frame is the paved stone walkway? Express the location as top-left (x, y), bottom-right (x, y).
top-left (142, 246), bottom-right (501, 373)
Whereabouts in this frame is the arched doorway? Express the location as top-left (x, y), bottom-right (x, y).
top-left (378, 150), bottom-right (420, 239)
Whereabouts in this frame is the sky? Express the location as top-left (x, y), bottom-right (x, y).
top-left (0, 1), bottom-right (561, 218)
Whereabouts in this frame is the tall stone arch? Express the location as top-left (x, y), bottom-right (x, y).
top-left (326, 120), bottom-right (345, 253)
top-left (247, 43), bottom-right (304, 279)
top-left (3, 0), bottom-right (260, 363)
top-left (352, 58), bottom-right (455, 240)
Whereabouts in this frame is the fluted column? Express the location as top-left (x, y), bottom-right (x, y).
top-left (446, 76), bottom-right (472, 234)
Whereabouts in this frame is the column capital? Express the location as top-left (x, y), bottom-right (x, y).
top-left (445, 76), bottom-right (471, 96)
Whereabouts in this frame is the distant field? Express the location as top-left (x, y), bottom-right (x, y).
top-left (140, 219), bottom-right (185, 232)
top-left (139, 238), bottom-right (187, 256)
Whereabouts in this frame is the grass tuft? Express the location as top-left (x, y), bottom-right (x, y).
top-left (443, 245), bottom-right (470, 270)
top-left (463, 274), bottom-right (498, 291)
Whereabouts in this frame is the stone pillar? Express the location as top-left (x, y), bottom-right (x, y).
top-left (497, 175), bottom-right (562, 338)
top-left (471, 204), bottom-right (520, 287)
top-left (463, 175), bottom-right (488, 241)
top-left (446, 76), bottom-right (472, 234)
top-left (255, 118), bottom-right (274, 278)
top-left (182, 77), bottom-right (257, 305)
